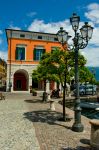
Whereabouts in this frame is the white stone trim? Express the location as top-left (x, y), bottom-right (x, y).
top-left (6, 63), bottom-right (37, 92)
top-left (16, 45), bottom-right (26, 61)
top-left (7, 63), bottom-right (38, 66)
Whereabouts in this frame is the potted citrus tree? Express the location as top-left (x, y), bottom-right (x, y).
top-left (32, 89), bottom-right (37, 96)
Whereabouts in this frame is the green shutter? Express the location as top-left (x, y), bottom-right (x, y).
top-left (16, 47), bottom-right (25, 60)
top-left (16, 47), bottom-right (19, 60)
top-left (21, 47), bottom-right (25, 60)
top-left (51, 50), bottom-right (54, 53)
top-left (18, 47), bottom-right (22, 60)
top-left (43, 49), bottom-right (45, 53)
top-left (33, 48), bottom-right (36, 60)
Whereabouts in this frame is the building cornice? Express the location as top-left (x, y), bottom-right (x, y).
top-left (5, 29), bottom-right (58, 43)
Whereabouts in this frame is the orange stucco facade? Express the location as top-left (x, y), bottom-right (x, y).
top-left (6, 29), bottom-right (64, 92)
top-left (7, 36), bottom-right (62, 64)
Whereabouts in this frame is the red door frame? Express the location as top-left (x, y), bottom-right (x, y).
top-left (14, 72), bottom-right (28, 91)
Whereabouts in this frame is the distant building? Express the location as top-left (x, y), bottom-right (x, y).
top-left (6, 29), bottom-right (63, 92)
top-left (0, 58), bottom-right (7, 88)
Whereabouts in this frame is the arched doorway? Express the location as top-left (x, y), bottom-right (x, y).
top-left (13, 69), bottom-right (29, 91)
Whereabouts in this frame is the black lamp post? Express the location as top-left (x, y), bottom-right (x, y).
top-left (91, 68), bottom-right (96, 95)
top-left (70, 13), bottom-right (93, 132)
top-left (57, 27), bottom-right (71, 121)
top-left (57, 13), bottom-right (93, 130)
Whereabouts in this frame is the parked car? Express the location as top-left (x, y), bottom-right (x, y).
top-left (74, 84), bottom-right (97, 96)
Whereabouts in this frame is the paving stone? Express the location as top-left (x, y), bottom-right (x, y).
top-left (0, 93), bottom-right (40, 150)
top-left (25, 95), bottom-right (92, 150)
top-left (0, 93), bottom-right (93, 150)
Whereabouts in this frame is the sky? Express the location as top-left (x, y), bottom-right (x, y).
top-left (0, 0), bottom-right (99, 67)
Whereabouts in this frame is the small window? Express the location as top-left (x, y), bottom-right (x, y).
top-left (20, 34), bottom-right (25, 38)
top-left (54, 37), bottom-right (58, 41)
top-left (38, 36), bottom-right (42, 39)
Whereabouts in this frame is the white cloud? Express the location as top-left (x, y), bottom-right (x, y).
top-left (27, 12), bottom-right (37, 17)
top-left (85, 3), bottom-right (99, 24)
top-left (81, 46), bottom-right (99, 67)
top-left (28, 19), bottom-right (72, 34)
top-left (84, 3), bottom-right (99, 49)
top-left (9, 24), bottom-right (21, 30)
top-left (87, 3), bottom-right (99, 10)
top-left (28, 19), bottom-right (76, 47)
top-left (83, 3), bottom-right (99, 67)
top-left (27, 3), bottom-right (99, 67)
top-left (90, 27), bottom-right (99, 46)
top-left (0, 51), bottom-right (7, 61)
top-left (28, 19), bottom-right (74, 44)
top-left (27, 18), bottom-right (99, 66)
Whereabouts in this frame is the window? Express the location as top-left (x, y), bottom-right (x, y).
top-left (33, 48), bottom-right (45, 61)
top-left (20, 34), bottom-right (25, 38)
top-left (54, 37), bottom-right (58, 41)
top-left (38, 36), bottom-right (42, 39)
top-left (16, 47), bottom-right (25, 60)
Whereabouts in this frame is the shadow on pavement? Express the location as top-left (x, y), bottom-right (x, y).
top-left (23, 110), bottom-right (91, 149)
top-left (80, 139), bottom-right (90, 145)
top-left (61, 138), bottom-right (91, 150)
top-left (61, 146), bottom-right (91, 150)
top-left (24, 110), bottom-right (63, 124)
top-left (23, 110), bottom-right (72, 129)
top-left (24, 99), bottom-right (43, 103)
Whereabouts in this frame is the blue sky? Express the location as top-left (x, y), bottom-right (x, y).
top-left (0, 0), bottom-right (99, 67)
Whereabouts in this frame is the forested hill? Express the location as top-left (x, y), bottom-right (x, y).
top-left (87, 67), bottom-right (99, 81)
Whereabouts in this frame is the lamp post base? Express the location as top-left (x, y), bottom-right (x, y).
top-left (58, 114), bottom-right (72, 122)
top-left (72, 122), bottom-right (84, 132)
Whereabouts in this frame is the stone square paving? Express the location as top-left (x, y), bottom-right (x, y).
top-left (0, 93), bottom-right (93, 150)
top-left (0, 93), bottom-right (40, 150)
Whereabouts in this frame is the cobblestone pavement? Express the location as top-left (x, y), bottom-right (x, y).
top-left (24, 95), bottom-right (92, 150)
top-left (0, 93), bottom-right (93, 150)
top-left (0, 93), bottom-right (40, 150)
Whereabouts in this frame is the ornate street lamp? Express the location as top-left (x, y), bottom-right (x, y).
top-left (70, 13), bottom-right (93, 132)
top-left (57, 27), bottom-right (71, 121)
top-left (57, 27), bottom-right (71, 45)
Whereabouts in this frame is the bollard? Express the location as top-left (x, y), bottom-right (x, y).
top-left (50, 100), bottom-right (55, 111)
top-left (43, 92), bottom-right (48, 102)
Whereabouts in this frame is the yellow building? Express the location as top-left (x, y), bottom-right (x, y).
top-left (0, 58), bottom-right (7, 88)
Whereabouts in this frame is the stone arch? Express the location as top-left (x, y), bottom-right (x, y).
top-left (13, 69), bottom-right (29, 91)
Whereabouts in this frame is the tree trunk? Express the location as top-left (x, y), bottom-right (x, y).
top-left (43, 79), bottom-right (48, 102)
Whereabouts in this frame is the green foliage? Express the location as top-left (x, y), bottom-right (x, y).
top-left (32, 47), bottom-right (95, 89)
top-left (95, 81), bottom-right (99, 85)
top-left (79, 66), bottom-right (96, 83)
top-left (32, 88), bottom-right (37, 96)
top-left (32, 88), bottom-right (36, 92)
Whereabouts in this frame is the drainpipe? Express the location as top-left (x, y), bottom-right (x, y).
top-left (9, 30), bottom-right (12, 92)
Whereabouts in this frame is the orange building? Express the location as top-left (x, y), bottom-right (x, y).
top-left (6, 29), bottom-right (62, 92)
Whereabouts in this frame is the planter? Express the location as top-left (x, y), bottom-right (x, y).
top-left (89, 119), bottom-right (99, 150)
top-left (32, 91), bottom-right (37, 96)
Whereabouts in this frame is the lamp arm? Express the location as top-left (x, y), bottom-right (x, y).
top-left (78, 40), bottom-right (88, 49)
